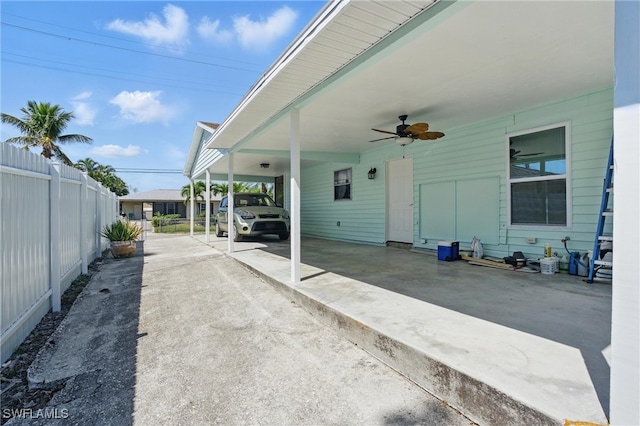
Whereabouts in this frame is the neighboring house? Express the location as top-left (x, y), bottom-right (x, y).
top-left (184, 1), bottom-right (638, 423)
top-left (119, 189), bottom-right (221, 220)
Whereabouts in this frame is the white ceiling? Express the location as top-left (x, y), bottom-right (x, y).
top-left (195, 0), bottom-right (614, 180)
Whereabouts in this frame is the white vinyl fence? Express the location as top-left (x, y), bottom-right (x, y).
top-left (1, 144), bottom-right (118, 362)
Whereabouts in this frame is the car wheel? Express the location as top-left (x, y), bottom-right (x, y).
top-left (215, 222), bottom-right (223, 237)
top-left (279, 231), bottom-right (290, 241)
top-left (233, 225), bottom-right (243, 242)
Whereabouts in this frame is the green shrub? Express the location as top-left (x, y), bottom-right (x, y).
top-left (102, 220), bottom-right (143, 241)
top-left (152, 213), bottom-right (180, 227)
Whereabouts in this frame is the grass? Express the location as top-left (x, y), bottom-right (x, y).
top-left (153, 223), bottom-right (210, 233)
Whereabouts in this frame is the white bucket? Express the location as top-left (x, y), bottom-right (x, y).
top-left (540, 258), bottom-right (556, 275)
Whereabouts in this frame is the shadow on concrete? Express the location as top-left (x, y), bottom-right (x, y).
top-left (23, 241), bottom-right (145, 425)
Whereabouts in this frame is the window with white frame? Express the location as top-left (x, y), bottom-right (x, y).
top-left (334, 168), bottom-right (352, 200)
top-left (508, 124), bottom-right (568, 226)
top-left (199, 203), bottom-right (207, 215)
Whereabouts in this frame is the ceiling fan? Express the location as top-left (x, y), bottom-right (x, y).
top-left (369, 115), bottom-right (445, 146)
top-left (510, 148), bottom-right (544, 159)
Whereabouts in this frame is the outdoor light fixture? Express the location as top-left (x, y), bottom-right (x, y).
top-left (260, 163), bottom-right (270, 169)
top-left (395, 136), bottom-right (414, 146)
top-left (368, 167), bottom-right (377, 180)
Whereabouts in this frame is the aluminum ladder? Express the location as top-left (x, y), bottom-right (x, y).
top-left (587, 138), bottom-right (614, 283)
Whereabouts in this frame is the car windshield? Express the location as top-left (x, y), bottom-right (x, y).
top-left (234, 194), bottom-right (277, 208)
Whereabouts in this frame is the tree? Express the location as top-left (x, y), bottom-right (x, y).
top-left (1, 101), bottom-right (92, 165)
top-left (182, 181), bottom-right (208, 205)
top-left (73, 158), bottom-right (129, 196)
top-left (74, 157), bottom-right (99, 173)
top-left (210, 182), bottom-right (253, 196)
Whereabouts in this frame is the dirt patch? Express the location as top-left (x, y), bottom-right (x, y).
top-left (0, 259), bottom-right (103, 425)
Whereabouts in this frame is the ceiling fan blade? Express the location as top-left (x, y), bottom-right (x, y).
top-left (371, 128), bottom-right (398, 135)
top-left (518, 152), bottom-right (544, 157)
top-left (405, 122), bottom-right (429, 134)
top-left (417, 131), bottom-right (445, 140)
top-left (368, 136), bottom-right (396, 142)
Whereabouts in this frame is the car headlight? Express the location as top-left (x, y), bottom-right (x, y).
top-left (236, 210), bottom-right (255, 219)
top-left (282, 210), bottom-right (290, 219)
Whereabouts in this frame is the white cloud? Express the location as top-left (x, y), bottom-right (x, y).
top-left (196, 17), bottom-right (233, 45)
top-left (198, 6), bottom-right (297, 51)
top-left (234, 6), bottom-right (297, 51)
top-left (71, 91), bottom-right (97, 126)
top-left (109, 90), bottom-right (172, 124)
top-left (106, 4), bottom-right (189, 48)
top-left (90, 144), bottom-right (142, 158)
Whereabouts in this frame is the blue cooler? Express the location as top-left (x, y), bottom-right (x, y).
top-left (438, 241), bottom-right (459, 261)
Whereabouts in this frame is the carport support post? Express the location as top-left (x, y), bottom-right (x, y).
top-left (290, 108), bottom-right (301, 284)
top-left (228, 153), bottom-right (234, 253)
top-left (205, 169), bottom-right (211, 243)
top-left (189, 180), bottom-right (194, 237)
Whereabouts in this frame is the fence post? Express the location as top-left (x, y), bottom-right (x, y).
top-left (80, 173), bottom-right (88, 274)
top-left (96, 183), bottom-right (102, 254)
top-left (50, 162), bottom-right (61, 312)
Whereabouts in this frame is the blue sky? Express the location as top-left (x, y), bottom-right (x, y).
top-left (1, 1), bottom-right (324, 192)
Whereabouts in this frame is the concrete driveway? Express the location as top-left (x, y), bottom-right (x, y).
top-left (16, 233), bottom-right (470, 426)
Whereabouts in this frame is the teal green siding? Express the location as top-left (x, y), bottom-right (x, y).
top-left (300, 89), bottom-right (613, 259)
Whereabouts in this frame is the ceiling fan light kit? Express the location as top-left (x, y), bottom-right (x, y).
top-left (370, 114), bottom-right (445, 145)
top-left (395, 136), bottom-right (414, 146)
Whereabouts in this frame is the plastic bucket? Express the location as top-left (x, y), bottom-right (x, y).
top-left (540, 258), bottom-right (556, 275)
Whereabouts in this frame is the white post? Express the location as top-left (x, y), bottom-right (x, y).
top-left (189, 180), bottom-right (195, 237)
top-left (228, 153), bottom-right (234, 253)
top-left (610, 1), bottom-right (640, 424)
top-left (80, 173), bottom-right (88, 274)
top-left (206, 169), bottom-right (211, 243)
top-left (50, 162), bottom-right (61, 312)
top-left (96, 183), bottom-right (102, 255)
top-left (290, 108), bottom-right (301, 284)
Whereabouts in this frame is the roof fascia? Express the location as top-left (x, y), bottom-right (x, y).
top-left (237, 148), bottom-right (359, 164)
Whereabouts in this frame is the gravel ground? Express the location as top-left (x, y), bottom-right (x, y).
top-left (0, 260), bottom-right (102, 425)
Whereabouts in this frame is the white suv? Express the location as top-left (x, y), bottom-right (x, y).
top-left (215, 193), bottom-right (290, 242)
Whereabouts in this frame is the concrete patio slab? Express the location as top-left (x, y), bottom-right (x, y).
top-left (197, 234), bottom-right (611, 425)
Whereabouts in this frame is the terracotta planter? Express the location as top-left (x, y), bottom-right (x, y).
top-left (110, 241), bottom-right (137, 258)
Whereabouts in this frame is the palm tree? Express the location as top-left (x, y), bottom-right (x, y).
top-left (210, 182), bottom-right (252, 196)
top-left (1, 101), bottom-right (92, 165)
top-left (74, 157), bottom-right (99, 173)
top-left (182, 181), bottom-right (208, 205)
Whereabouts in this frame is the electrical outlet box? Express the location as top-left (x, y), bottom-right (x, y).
top-left (527, 237), bottom-right (537, 244)
top-left (420, 238), bottom-right (427, 244)
top-left (336, 221), bottom-right (340, 226)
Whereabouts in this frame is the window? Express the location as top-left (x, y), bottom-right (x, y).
top-left (508, 124), bottom-right (569, 226)
top-left (167, 202), bottom-right (176, 215)
top-left (199, 203), bottom-right (207, 215)
top-left (334, 168), bottom-right (352, 200)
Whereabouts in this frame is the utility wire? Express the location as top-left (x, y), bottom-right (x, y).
top-left (2, 53), bottom-right (243, 95)
top-left (1, 22), bottom-right (260, 73)
top-left (1, 11), bottom-right (262, 69)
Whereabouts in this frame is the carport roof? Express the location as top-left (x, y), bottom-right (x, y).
top-left (186, 0), bottom-right (613, 180)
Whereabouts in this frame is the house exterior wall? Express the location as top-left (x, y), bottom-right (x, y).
top-left (300, 89), bottom-right (613, 259)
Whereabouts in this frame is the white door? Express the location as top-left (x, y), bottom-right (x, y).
top-left (386, 157), bottom-right (414, 243)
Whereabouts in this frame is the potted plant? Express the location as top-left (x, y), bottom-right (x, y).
top-left (101, 220), bottom-right (143, 258)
